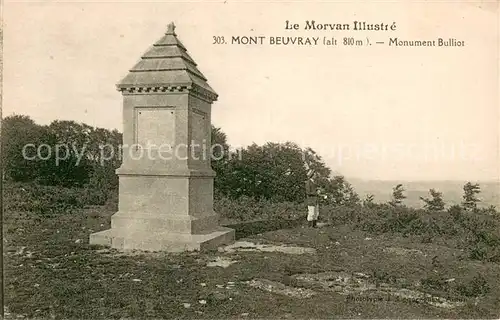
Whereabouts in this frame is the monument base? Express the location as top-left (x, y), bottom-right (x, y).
top-left (89, 227), bottom-right (235, 252)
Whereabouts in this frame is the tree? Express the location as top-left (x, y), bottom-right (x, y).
top-left (389, 184), bottom-right (406, 207)
top-left (303, 147), bottom-right (333, 187)
top-left (1, 114), bottom-right (125, 188)
top-left (324, 175), bottom-right (360, 206)
top-left (36, 120), bottom-right (94, 186)
top-left (209, 126), bottom-right (359, 205)
top-left (1, 115), bottom-right (45, 182)
top-left (484, 205), bottom-right (498, 216)
top-left (343, 182), bottom-right (361, 206)
top-left (85, 127), bottom-right (122, 191)
top-left (325, 175), bottom-right (345, 205)
top-left (420, 189), bottom-right (445, 211)
top-left (224, 142), bottom-right (309, 202)
top-left (213, 138), bottom-right (333, 203)
top-left (302, 147), bottom-right (331, 186)
top-left (211, 125), bottom-right (231, 196)
top-left (363, 194), bottom-right (375, 208)
top-left (462, 182), bottom-right (481, 211)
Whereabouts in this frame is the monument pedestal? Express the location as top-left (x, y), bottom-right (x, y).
top-left (89, 22), bottom-right (234, 252)
top-left (91, 171), bottom-right (235, 252)
top-left (90, 227), bottom-right (234, 252)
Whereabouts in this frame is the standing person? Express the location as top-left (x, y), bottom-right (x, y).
top-left (305, 171), bottom-right (320, 228)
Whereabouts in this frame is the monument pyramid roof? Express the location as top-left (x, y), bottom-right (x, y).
top-left (117, 22), bottom-right (217, 101)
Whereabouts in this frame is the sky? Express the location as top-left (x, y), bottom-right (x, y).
top-left (2, 0), bottom-right (499, 181)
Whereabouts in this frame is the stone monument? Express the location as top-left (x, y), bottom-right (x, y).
top-left (90, 22), bottom-right (235, 252)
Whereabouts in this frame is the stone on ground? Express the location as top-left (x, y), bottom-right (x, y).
top-left (247, 278), bottom-right (316, 299)
top-left (219, 241), bottom-right (316, 254)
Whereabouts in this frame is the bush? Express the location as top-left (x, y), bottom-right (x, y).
top-left (214, 195), bottom-right (304, 222)
top-left (421, 275), bottom-right (450, 292)
top-left (323, 202), bottom-right (500, 262)
top-left (421, 274), bottom-right (491, 299)
top-left (81, 165), bottom-right (119, 206)
top-left (4, 182), bottom-right (89, 216)
top-left (456, 274), bottom-right (490, 297)
top-left (81, 188), bottom-right (109, 206)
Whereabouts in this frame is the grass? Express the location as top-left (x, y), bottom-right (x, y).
top-left (3, 183), bottom-right (500, 319)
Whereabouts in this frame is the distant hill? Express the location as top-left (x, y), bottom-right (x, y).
top-left (347, 179), bottom-right (500, 209)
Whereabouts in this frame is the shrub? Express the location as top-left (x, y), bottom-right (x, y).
top-left (421, 275), bottom-right (450, 292)
top-left (421, 274), bottom-right (491, 299)
top-left (456, 274), bottom-right (490, 297)
top-left (420, 189), bottom-right (446, 211)
top-left (323, 201), bottom-right (500, 262)
top-left (389, 184), bottom-right (406, 207)
top-left (81, 188), bottom-right (109, 206)
top-left (462, 182), bottom-right (481, 211)
top-left (214, 195), bottom-right (304, 222)
top-left (4, 182), bottom-right (92, 217)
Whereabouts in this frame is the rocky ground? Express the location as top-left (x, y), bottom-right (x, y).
top-left (3, 206), bottom-right (500, 319)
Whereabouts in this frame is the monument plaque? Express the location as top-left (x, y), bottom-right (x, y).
top-left (136, 107), bottom-right (176, 148)
top-left (89, 22), bottom-right (235, 252)
top-left (191, 109), bottom-right (207, 160)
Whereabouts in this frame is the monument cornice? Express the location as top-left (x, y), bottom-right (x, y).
top-left (116, 167), bottom-right (216, 177)
top-left (117, 83), bottom-right (218, 103)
